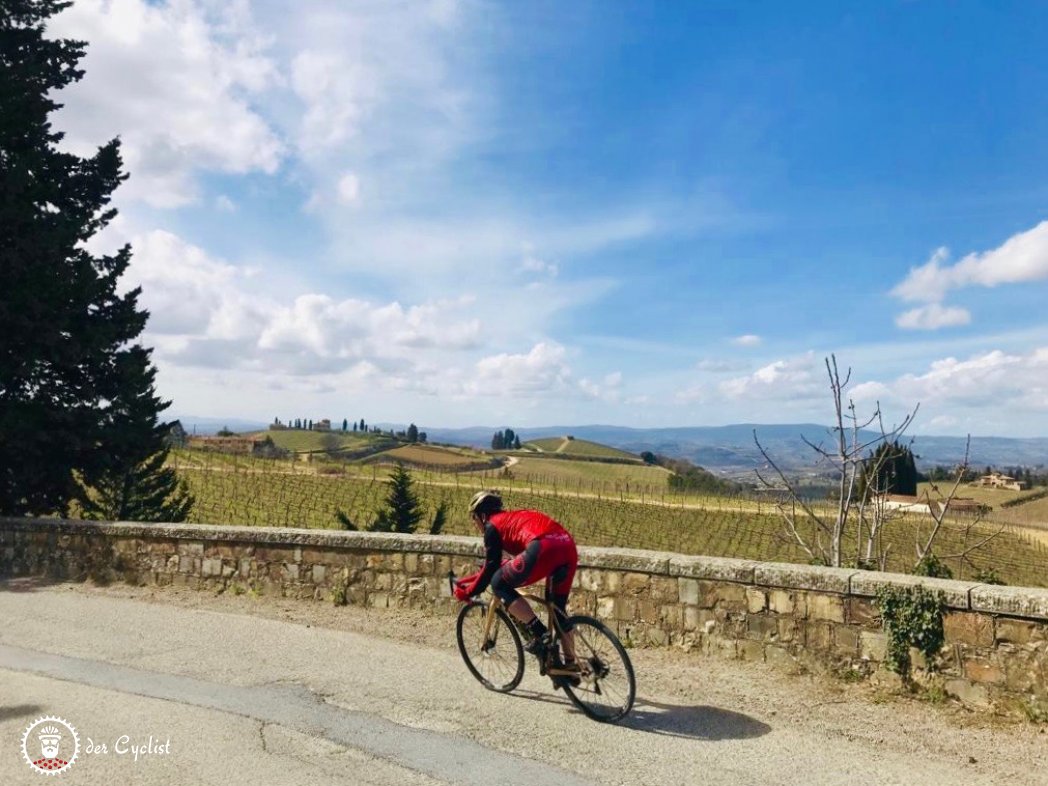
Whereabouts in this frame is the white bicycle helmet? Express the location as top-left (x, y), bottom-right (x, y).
top-left (468, 489), bottom-right (503, 517)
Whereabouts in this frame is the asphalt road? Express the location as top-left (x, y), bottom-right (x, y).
top-left (1, 581), bottom-right (1045, 786)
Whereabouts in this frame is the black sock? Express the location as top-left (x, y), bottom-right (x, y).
top-left (527, 618), bottom-right (547, 639)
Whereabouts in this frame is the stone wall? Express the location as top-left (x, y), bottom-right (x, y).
top-left (2, 517), bottom-right (1046, 717)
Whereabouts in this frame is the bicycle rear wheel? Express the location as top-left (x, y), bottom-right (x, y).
top-left (561, 615), bottom-right (636, 722)
top-left (456, 600), bottom-right (524, 692)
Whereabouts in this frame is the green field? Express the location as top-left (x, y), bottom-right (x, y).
top-left (524, 436), bottom-right (640, 461)
top-left (916, 481), bottom-right (1041, 509)
top-left (365, 444), bottom-right (497, 470)
top-left (249, 429), bottom-right (386, 454)
top-left (507, 456), bottom-right (671, 491)
top-left (172, 451), bottom-right (1048, 588)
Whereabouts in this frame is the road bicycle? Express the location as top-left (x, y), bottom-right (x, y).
top-left (449, 571), bottom-right (636, 723)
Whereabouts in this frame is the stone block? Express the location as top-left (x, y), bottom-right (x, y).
top-left (944, 678), bottom-right (990, 708)
top-left (745, 615), bottom-right (777, 641)
top-left (659, 604), bottom-right (683, 629)
top-left (178, 541), bottom-right (205, 556)
top-left (738, 640), bottom-right (765, 662)
top-left (833, 625), bottom-right (860, 656)
top-left (849, 571), bottom-right (975, 610)
top-left (178, 556), bottom-right (194, 574)
top-left (578, 547), bottom-right (672, 574)
top-left (678, 578), bottom-right (700, 606)
top-left (746, 588), bottom-right (767, 613)
top-left (622, 572), bottom-right (651, 594)
top-left (847, 597), bottom-right (879, 627)
top-left (943, 612), bottom-right (994, 648)
top-left (312, 565), bottom-right (327, 584)
top-left (755, 562), bottom-right (856, 593)
top-left (995, 619), bottom-right (1040, 646)
top-left (971, 585), bottom-right (1048, 621)
top-left (597, 596), bottom-right (616, 620)
top-left (701, 582), bottom-right (747, 610)
top-left (637, 600), bottom-right (660, 624)
top-left (650, 576), bottom-right (678, 602)
top-left (807, 594), bottom-right (846, 623)
top-left (964, 659), bottom-right (1005, 685)
top-left (768, 590), bottom-right (798, 615)
top-left (647, 628), bottom-right (669, 646)
top-left (806, 621), bottom-right (833, 651)
top-left (368, 592), bottom-right (390, 608)
top-left (668, 555), bottom-right (758, 583)
top-left (777, 617), bottom-right (803, 644)
top-left (577, 570), bottom-right (601, 592)
top-left (765, 645), bottom-right (800, 673)
top-left (682, 605), bottom-right (702, 631)
top-left (860, 631), bottom-right (888, 662)
top-left (403, 553), bottom-right (418, 573)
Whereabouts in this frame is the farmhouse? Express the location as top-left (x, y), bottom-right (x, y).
top-left (312, 419), bottom-right (332, 431)
top-left (974, 472), bottom-right (1027, 491)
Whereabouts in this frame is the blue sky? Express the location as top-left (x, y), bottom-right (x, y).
top-left (53, 1), bottom-right (1048, 435)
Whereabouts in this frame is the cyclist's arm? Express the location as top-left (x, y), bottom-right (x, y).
top-left (469, 523), bottom-right (503, 596)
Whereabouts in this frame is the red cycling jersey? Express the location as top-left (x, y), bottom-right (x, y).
top-left (487, 509), bottom-right (568, 554)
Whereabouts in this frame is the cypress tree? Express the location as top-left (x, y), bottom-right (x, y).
top-left (371, 464), bottom-right (423, 533)
top-left (0, 1), bottom-right (190, 519)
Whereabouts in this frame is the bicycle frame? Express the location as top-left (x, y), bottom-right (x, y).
top-left (450, 572), bottom-right (578, 678)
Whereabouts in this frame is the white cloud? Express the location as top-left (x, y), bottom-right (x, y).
top-left (125, 230), bottom-right (483, 378)
top-left (890, 220), bottom-right (1048, 330)
top-left (520, 254), bottom-right (559, 278)
top-left (468, 343), bottom-right (572, 397)
top-left (696, 359), bottom-right (749, 373)
top-left (337, 172), bottom-right (361, 205)
top-left (718, 352), bottom-right (822, 401)
top-left (893, 221), bottom-right (1048, 303)
top-left (578, 371), bottom-right (623, 401)
top-left (731, 334), bottom-right (762, 347)
top-left (52, 0), bottom-right (283, 207)
top-left (215, 195), bottom-right (237, 212)
top-left (891, 349), bottom-right (1048, 410)
top-left (895, 303), bottom-right (972, 331)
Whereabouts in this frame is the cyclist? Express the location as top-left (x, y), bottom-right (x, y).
top-left (454, 490), bottom-right (580, 683)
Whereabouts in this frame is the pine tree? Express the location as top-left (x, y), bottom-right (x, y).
top-left (342, 418), bottom-right (348, 432)
top-left (0, 1), bottom-right (188, 518)
top-left (371, 464), bottom-right (423, 533)
top-left (77, 350), bottom-right (194, 521)
top-left (429, 498), bottom-right (448, 535)
top-left (513, 435), bottom-right (521, 450)
top-left (407, 423), bottom-right (419, 443)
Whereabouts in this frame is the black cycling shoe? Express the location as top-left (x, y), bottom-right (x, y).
top-left (524, 634), bottom-right (549, 660)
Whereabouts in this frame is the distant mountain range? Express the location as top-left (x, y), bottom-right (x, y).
top-left (172, 415), bottom-right (1048, 476)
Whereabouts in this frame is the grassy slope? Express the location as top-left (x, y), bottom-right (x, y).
top-left (366, 444), bottom-right (493, 468)
top-left (916, 481), bottom-right (1040, 509)
top-left (524, 437), bottom-right (640, 461)
top-left (252, 430), bottom-right (383, 453)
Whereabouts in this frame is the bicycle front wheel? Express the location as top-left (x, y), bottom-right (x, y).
top-left (456, 600), bottom-right (524, 693)
top-left (561, 615), bottom-right (636, 722)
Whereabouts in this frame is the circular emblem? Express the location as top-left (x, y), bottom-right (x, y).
top-left (21, 716), bottom-right (79, 776)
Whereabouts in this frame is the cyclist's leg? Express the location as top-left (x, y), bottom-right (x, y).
top-left (490, 540), bottom-right (542, 625)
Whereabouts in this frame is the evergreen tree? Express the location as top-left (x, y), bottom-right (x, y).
top-left (419, 432), bottom-right (427, 444)
top-left (407, 423), bottom-right (419, 443)
top-left (858, 441), bottom-right (919, 498)
top-left (429, 498), bottom-right (448, 535)
top-left (77, 351), bottom-right (194, 521)
top-left (0, 2), bottom-right (187, 518)
top-left (342, 418), bottom-right (348, 432)
top-left (371, 464), bottom-right (423, 533)
top-left (360, 418), bottom-right (366, 431)
top-left (491, 432), bottom-right (505, 450)
top-left (352, 421), bottom-right (357, 432)
top-left (513, 435), bottom-right (521, 450)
